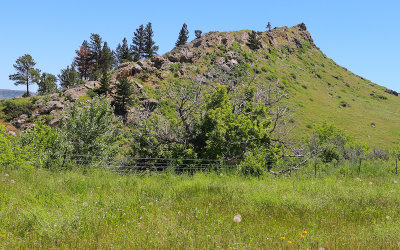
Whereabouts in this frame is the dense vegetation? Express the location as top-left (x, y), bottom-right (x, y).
top-left (2, 22), bottom-right (400, 248)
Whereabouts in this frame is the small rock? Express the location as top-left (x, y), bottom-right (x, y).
top-left (49, 116), bottom-right (62, 127)
top-left (7, 131), bottom-right (16, 137)
top-left (13, 119), bottom-right (26, 129)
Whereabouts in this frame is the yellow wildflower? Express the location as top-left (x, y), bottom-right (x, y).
top-left (288, 241), bottom-right (292, 244)
top-left (300, 234), bottom-right (305, 238)
top-left (0, 234), bottom-right (5, 238)
top-left (303, 230), bottom-right (308, 234)
top-left (281, 236), bottom-right (285, 240)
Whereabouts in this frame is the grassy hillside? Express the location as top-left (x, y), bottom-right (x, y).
top-left (148, 24), bottom-right (400, 149)
top-left (2, 24), bottom-right (399, 150)
top-left (1, 167), bottom-right (400, 249)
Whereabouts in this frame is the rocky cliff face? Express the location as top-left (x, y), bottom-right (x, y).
top-left (112, 23), bottom-right (315, 85)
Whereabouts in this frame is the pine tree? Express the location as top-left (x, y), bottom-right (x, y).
top-left (175, 23), bottom-right (189, 47)
top-left (131, 24), bottom-right (145, 61)
top-left (58, 64), bottom-right (83, 89)
top-left (247, 30), bottom-right (262, 50)
top-left (9, 54), bottom-right (41, 97)
top-left (116, 37), bottom-right (132, 64)
top-left (98, 71), bottom-right (111, 96)
top-left (113, 76), bottom-right (134, 122)
top-left (74, 40), bottom-right (94, 80)
top-left (194, 30), bottom-right (202, 39)
top-left (266, 22), bottom-right (272, 31)
top-left (99, 41), bottom-right (115, 72)
top-left (89, 33), bottom-right (103, 70)
top-left (37, 73), bottom-right (58, 95)
top-left (143, 22), bottom-right (159, 59)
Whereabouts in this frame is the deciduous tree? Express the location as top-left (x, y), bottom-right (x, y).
top-left (38, 73), bottom-right (57, 95)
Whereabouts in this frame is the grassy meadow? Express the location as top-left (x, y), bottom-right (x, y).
top-left (1, 163), bottom-right (400, 249)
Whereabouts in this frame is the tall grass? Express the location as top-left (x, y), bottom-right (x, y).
top-left (1, 163), bottom-right (400, 249)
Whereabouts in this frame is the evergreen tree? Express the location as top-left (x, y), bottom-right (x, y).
top-left (116, 37), bottom-right (132, 64)
top-left (194, 30), bottom-right (202, 39)
top-left (99, 41), bottom-right (115, 72)
top-left (58, 64), bottom-right (83, 89)
top-left (131, 24), bottom-right (145, 61)
top-left (113, 76), bottom-right (134, 122)
top-left (9, 54), bottom-right (41, 97)
top-left (97, 71), bottom-right (111, 96)
top-left (89, 33), bottom-right (103, 71)
top-left (74, 40), bottom-right (93, 80)
top-left (266, 22), bottom-right (272, 31)
top-left (143, 22), bottom-right (159, 59)
top-left (247, 30), bottom-right (262, 50)
top-left (175, 23), bottom-right (189, 47)
top-left (37, 73), bottom-right (58, 95)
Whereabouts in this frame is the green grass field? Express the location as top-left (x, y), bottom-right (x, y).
top-left (1, 165), bottom-right (400, 249)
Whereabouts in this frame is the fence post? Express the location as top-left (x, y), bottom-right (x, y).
top-left (358, 158), bottom-right (362, 174)
top-left (314, 162), bottom-right (317, 177)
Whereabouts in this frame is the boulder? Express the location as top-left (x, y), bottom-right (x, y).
top-left (19, 114), bottom-right (29, 119)
top-left (385, 89), bottom-right (399, 96)
top-left (216, 57), bottom-right (226, 65)
top-left (13, 119), bottom-right (26, 129)
top-left (119, 62), bottom-right (131, 68)
top-left (131, 63), bottom-right (143, 75)
top-left (49, 116), bottom-right (62, 127)
top-left (38, 101), bottom-right (64, 115)
top-left (167, 48), bottom-right (195, 63)
top-left (21, 123), bottom-right (35, 131)
top-left (151, 55), bottom-right (169, 69)
top-left (63, 82), bottom-right (98, 101)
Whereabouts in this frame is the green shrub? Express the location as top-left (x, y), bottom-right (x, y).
top-left (21, 97), bottom-right (122, 169)
top-left (1, 99), bottom-right (34, 121)
top-left (239, 147), bottom-right (276, 176)
top-left (0, 125), bottom-right (31, 169)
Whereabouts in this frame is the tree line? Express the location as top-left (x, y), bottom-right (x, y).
top-left (8, 23), bottom-right (193, 96)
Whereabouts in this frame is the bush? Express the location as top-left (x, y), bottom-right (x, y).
top-left (20, 122), bottom-right (62, 169)
top-left (0, 99), bottom-right (34, 121)
top-left (0, 125), bottom-right (31, 169)
top-left (239, 147), bottom-right (277, 176)
top-left (59, 96), bottom-right (121, 167)
top-left (21, 97), bottom-right (122, 169)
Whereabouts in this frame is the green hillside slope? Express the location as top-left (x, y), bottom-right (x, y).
top-left (116, 23), bottom-right (399, 149)
top-left (2, 24), bottom-right (398, 150)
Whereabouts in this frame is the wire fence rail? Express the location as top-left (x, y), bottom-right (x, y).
top-left (6, 151), bottom-right (400, 176)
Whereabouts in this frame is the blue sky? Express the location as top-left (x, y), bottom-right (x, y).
top-left (1, 0), bottom-right (399, 91)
